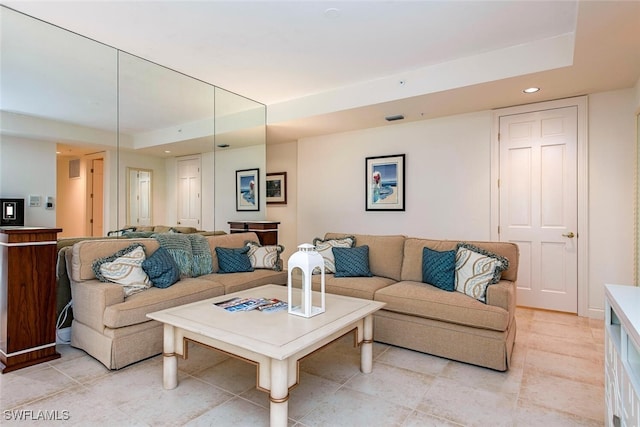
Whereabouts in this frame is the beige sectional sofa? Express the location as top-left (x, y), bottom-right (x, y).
top-left (314, 233), bottom-right (519, 371)
top-left (67, 230), bottom-right (518, 372)
top-left (67, 232), bottom-right (286, 369)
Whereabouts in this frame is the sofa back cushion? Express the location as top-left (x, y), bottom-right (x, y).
top-left (206, 232), bottom-right (260, 272)
top-left (71, 238), bottom-right (160, 282)
top-left (401, 238), bottom-right (519, 283)
top-left (324, 233), bottom-right (406, 281)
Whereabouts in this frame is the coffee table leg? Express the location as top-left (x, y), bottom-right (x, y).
top-left (163, 324), bottom-right (178, 390)
top-left (361, 314), bottom-right (374, 374)
top-left (270, 358), bottom-right (289, 427)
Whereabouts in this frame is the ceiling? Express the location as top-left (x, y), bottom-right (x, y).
top-left (2, 1), bottom-right (640, 144)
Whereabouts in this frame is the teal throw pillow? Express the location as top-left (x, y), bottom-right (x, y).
top-left (142, 247), bottom-right (181, 288)
top-left (422, 247), bottom-right (456, 291)
top-left (215, 246), bottom-right (254, 273)
top-left (332, 245), bottom-right (373, 278)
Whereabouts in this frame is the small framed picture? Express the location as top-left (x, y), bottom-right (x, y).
top-left (365, 154), bottom-right (405, 211)
top-left (266, 172), bottom-right (287, 205)
top-left (236, 168), bottom-right (259, 211)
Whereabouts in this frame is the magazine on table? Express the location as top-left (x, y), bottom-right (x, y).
top-left (214, 297), bottom-right (288, 313)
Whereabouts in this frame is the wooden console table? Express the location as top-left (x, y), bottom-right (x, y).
top-left (228, 221), bottom-right (280, 245)
top-left (0, 226), bottom-right (62, 373)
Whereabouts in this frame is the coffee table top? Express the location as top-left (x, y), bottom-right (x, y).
top-left (147, 284), bottom-right (385, 360)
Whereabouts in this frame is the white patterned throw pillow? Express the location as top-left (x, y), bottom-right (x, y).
top-left (312, 236), bottom-right (356, 273)
top-left (455, 243), bottom-right (509, 303)
top-left (245, 241), bottom-right (284, 271)
top-left (98, 245), bottom-right (151, 297)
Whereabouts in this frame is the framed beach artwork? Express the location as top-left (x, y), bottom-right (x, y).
top-left (266, 172), bottom-right (287, 205)
top-left (236, 168), bottom-right (260, 211)
top-left (365, 154), bottom-right (405, 211)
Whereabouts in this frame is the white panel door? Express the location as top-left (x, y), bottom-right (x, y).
top-left (177, 156), bottom-right (201, 228)
top-left (499, 106), bottom-right (578, 313)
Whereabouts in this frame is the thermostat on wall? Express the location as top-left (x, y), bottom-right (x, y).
top-left (28, 195), bottom-right (41, 207)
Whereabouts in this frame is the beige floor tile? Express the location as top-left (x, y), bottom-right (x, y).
top-left (528, 319), bottom-right (594, 343)
top-left (242, 371), bottom-right (343, 421)
top-left (515, 399), bottom-right (604, 426)
top-left (344, 362), bottom-right (434, 409)
top-left (531, 310), bottom-right (590, 327)
top-left (526, 332), bottom-right (603, 362)
top-left (300, 387), bottom-right (413, 427)
top-left (185, 397), bottom-right (273, 427)
top-left (177, 340), bottom-right (232, 375)
top-left (48, 353), bottom-right (111, 385)
top-left (417, 376), bottom-right (517, 426)
top-left (402, 410), bottom-right (465, 426)
top-left (440, 360), bottom-right (523, 395)
top-left (193, 357), bottom-right (258, 394)
top-left (0, 364), bottom-right (78, 410)
top-left (119, 376), bottom-right (234, 426)
top-left (375, 345), bottom-right (450, 377)
top-left (519, 370), bottom-right (604, 422)
top-left (524, 348), bottom-right (603, 386)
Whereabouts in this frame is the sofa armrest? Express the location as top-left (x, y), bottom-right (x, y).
top-left (70, 279), bottom-right (125, 332)
top-left (485, 280), bottom-right (516, 315)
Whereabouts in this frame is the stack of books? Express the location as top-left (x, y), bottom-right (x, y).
top-left (214, 297), bottom-right (288, 313)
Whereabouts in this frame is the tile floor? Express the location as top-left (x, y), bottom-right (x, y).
top-left (1, 307), bottom-right (605, 426)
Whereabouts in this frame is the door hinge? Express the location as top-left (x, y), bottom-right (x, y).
top-left (498, 225), bottom-right (500, 234)
top-left (498, 132), bottom-right (501, 142)
top-left (497, 179), bottom-right (500, 188)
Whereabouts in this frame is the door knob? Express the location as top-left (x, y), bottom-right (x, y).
top-left (562, 232), bottom-right (575, 238)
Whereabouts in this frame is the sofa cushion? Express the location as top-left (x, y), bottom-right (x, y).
top-left (72, 238), bottom-right (160, 282)
top-left (216, 247), bottom-right (254, 273)
top-left (333, 246), bottom-right (373, 277)
top-left (422, 247), bottom-right (456, 291)
top-left (246, 241), bottom-right (284, 271)
top-left (92, 244), bottom-right (151, 297)
top-left (324, 233), bottom-right (406, 281)
top-left (142, 246), bottom-right (181, 289)
top-left (206, 232), bottom-right (261, 272)
top-left (455, 243), bottom-right (509, 303)
top-left (374, 281), bottom-right (509, 331)
top-left (103, 278), bottom-right (225, 328)
top-left (312, 274), bottom-right (395, 300)
top-left (401, 238), bottom-right (519, 283)
top-left (199, 270), bottom-right (288, 295)
top-left (313, 236), bottom-right (356, 273)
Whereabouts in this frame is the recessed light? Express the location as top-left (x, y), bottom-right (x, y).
top-left (164, 150), bottom-right (171, 154)
top-left (523, 87), bottom-right (540, 94)
top-left (324, 8), bottom-right (340, 19)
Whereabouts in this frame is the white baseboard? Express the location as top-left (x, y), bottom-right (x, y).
top-left (56, 327), bottom-right (71, 344)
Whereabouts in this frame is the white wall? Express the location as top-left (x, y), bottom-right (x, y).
top-left (297, 111), bottom-right (493, 243)
top-left (587, 89), bottom-right (637, 314)
top-left (295, 89), bottom-right (637, 318)
top-left (266, 141), bottom-right (298, 263)
top-left (0, 135), bottom-right (57, 227)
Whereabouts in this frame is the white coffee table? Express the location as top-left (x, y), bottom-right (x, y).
top-left (147, 284), bottom-right (385, 427)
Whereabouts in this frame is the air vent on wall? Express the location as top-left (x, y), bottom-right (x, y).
top-left (385, 114), bottom-right (405, 122)
top-left (69, 159), bottom-right (80, 178)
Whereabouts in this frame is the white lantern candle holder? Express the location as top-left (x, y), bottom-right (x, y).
top-left (287, 243), bottom-right (325, 318)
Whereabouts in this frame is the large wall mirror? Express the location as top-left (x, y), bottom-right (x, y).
top-left (0, 6), bottom-right (266, 237)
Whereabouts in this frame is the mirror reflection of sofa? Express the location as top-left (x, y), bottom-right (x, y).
top-left (55, 226), bottom-right (227, 333)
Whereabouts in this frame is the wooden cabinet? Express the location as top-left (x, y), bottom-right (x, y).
top-left (605, 284), bottom-right (640, 426)
top-left (0, 227), bottom-right (62, 373)
top-left (228, 221), bottom-right (280, 245)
